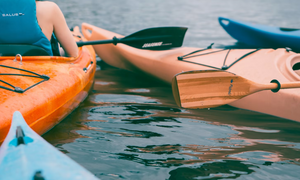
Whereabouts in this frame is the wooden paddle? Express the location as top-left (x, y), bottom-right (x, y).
top-left (172, 70), bottom-right (300, 109)
top-left (77, 26), bottom-right (188, 50)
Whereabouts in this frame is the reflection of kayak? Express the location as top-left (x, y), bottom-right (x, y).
top-left (0, 111), bottom-right (99, 180)
top-left (81, 22), bottom-right (300, 122)
top-left (218, 17), bottom-right (300, 52)
top-left (0, 26), bottom-right (96, 143)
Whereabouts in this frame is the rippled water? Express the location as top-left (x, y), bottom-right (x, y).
top-left (44, 0), bottom-right (300, 179)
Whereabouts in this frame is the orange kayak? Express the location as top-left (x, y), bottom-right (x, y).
top-left (0, 26), bottom-right (96, 143)
top-left (81, 22), bottom-right (300, 122)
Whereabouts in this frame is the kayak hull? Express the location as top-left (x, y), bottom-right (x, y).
top-left (219, 17), bottom-right (300, 52)
top-left (0, 111), bottom-right (99, 180)
top-left (81, 23), bottom-right (300, 122)
top-left (0, 26), bottom-right (96, 143)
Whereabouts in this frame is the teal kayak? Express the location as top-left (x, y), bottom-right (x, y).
top-left (219, 17), bottom-right (300, 52)
top-left (0, 111), bottom-right (99, 180)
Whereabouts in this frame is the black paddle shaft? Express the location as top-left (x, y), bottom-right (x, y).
top-left (77, 26), bottom-right (188, 50)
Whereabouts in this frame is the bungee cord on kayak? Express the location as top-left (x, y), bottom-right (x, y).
top-left (177, 43), bottom-right (216, 60)
top-left (0, 64), bottom-right (50, 93)
top-left (178, 45), bottom-right (260, 70)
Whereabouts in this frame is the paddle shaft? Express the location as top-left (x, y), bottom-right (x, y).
top-left (77, 38), bottom-right (119, 47)
top-left (273, 81), bottom-right (300, 89)
top-left (250, 81), bottom-right (300, 94)
top-left (77, 36), bottom-right (170, 47)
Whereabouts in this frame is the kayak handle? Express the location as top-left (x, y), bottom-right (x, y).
top-left (33, 171), bottom-right (45, 180)
top-left (16, 126), bottom-right (25, 146)
top-left (218, 17), bottom-right (230, 27)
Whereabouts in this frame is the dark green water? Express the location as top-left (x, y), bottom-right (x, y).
top-left (44, 0), bottom-right (300, 179)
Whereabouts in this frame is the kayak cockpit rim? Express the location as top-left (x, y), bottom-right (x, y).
top-left (0, 47), bottom-right (83, 62)
top-left (285, 54), bottom-right (300, 79)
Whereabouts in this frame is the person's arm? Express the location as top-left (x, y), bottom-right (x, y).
top-left (51, 3), bottom-right (78, 57)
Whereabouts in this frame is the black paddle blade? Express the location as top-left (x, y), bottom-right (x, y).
top-left (120, 27), bottom-right (188, 50)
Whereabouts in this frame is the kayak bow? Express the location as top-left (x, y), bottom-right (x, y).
top-left (0, 111), bottom-right (99, 180)
top-left (219, 17), bottom-right (300, 52)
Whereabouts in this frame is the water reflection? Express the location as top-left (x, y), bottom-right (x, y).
top-left (122, 117), bottom-right (182, 125)
top-left (169, 160), bottom-right (257, 179)
top-left (89, 94), bottom-right (160, 104)
top-left (89, 105), bottom-right (153, 118)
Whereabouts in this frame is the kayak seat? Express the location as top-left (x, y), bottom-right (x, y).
top-left (0, 44), bottom-right (50, 56)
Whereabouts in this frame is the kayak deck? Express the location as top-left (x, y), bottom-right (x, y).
top-left (0, 111), bottom-right (99, 180)
top-left (81, 23), bottom-right (300, 122)
top-left (0, 26), bottom-right (96, 143)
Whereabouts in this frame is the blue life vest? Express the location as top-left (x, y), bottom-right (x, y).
top-left (0, 0), bottom-right (53, 56)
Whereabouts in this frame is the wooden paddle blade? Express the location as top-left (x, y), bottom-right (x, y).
top-left (121, 27), bottom-right (188, 50)
top-left (172, 70), bottom-right (260, 109)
